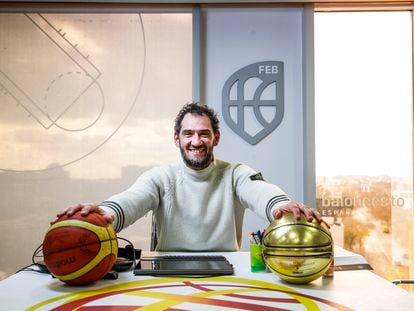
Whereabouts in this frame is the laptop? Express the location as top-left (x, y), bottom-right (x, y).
top-left (134, 255), bottom-right (234, 276)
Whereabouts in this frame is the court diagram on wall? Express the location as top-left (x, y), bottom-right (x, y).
top-left (0, 13), bottom-right (146, 171)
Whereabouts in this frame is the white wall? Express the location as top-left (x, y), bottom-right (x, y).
top-left (202, 7), bottom-right (305, 250)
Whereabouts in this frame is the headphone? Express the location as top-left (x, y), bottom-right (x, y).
top-left (113, 244), bottom-right (141, 272)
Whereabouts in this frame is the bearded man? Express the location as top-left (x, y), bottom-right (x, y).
top-left (57, 102), bottom-right (323, 251)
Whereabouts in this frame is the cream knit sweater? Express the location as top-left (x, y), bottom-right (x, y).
top-left (100, 158), bottom-right (290, 251)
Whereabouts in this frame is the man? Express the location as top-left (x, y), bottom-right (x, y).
top-left (57, 103), bottom-right (324, 251)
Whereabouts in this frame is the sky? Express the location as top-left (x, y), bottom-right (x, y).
top-left (314, 11), bottom-right (413, 177)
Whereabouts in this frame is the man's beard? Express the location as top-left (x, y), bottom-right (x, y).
top-left (179, 146), bottom-right (213, 170)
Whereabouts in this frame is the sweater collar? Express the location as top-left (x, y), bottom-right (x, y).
top-left (182, 157), bottom-right (216, 180)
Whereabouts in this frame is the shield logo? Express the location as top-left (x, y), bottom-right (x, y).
top-left (222, 61), bottom-right (284, 145)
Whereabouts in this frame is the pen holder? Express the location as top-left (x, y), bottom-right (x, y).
top-left (250, 243), bottom-right (267, 272)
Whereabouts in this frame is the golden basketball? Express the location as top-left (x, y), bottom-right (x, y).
top-left (262, 213), bottom-right (333, 284)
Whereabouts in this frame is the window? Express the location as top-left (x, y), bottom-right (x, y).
top-left (0, 11), bottom-right (192, 279)
top-left (315, 11), bottom-right (414, 290)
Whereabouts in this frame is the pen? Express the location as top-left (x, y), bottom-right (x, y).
top-left (258, 230), bottom-right (264, 243)
top-left (253, 232), bottom-right (260, 244)
top-left (256, 230), bottom-right (262, 243)
top-left (248, 231), bottom-right (256, 244)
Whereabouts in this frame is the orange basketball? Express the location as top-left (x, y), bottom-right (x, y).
top-left (43, 211), bottom-right (118, 285)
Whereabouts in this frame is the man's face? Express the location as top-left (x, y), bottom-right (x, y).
top-left (175, 113), bottom-right (220, 170)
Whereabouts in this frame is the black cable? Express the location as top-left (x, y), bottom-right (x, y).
top-left (16, 236), bottom-right (139, 275)
top-left (15, 264), bottom-right (50, 275)
top-left (116, 236), bottom-right (139, 270)
top-left (32, 244), bottom-right (43, 264)
top-left (392, 279), bottom-right (414, 285)
top-left (14, 244), bottom-right (49, 275)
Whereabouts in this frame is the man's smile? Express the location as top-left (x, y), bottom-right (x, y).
top-left (188, 147), bottom-right (206, 155)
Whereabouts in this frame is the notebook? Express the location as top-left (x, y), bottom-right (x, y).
top-left (134, 255), bottom-right (234, 276)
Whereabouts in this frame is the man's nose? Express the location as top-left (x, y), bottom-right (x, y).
top-left (191, 134), bottom-right (203, 146)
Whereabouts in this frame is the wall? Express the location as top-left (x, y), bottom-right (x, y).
top-left (202, 7), bottom-right (305, 250)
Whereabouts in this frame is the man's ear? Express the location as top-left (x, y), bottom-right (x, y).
top-left (214, 131), bottom-right (220, 146)
top-left (174, 134), bottom-right (180, 147)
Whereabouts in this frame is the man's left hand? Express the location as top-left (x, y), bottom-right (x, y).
top-left (273, 202), bottom-right (329, 228)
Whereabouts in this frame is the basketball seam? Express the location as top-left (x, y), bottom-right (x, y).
top-left (269, 223), bottom-right (330, 232)
top-left (263, 243), bottom-right (333, 248)
top-left (269, 260), bottom-right (332, 278)
top-left (54, 240), bottom-right (115, 280)
top-left (68, 253), bottom-right (115, 284)
top-left (264, 253), bottom-right (333, 257)
top-left (43, 236), bottom-right (116, 256)
top-left (263, 224), bottom-right (332, 248)
top-left (102, 222), bottom-right (118, 274)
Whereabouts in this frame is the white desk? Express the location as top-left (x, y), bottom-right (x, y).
top-left (1, 247), bottom-right (413, 310)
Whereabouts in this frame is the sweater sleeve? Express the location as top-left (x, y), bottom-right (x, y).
top-left (99, 167), bottom-right (162, 232)
top-left (233, 164), bottom-right (291, 222)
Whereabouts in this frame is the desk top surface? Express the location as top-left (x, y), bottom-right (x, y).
top-left (1, 247), bottom-right (413, 311)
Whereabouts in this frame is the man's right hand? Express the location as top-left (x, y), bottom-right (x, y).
top-left (52, 203), bottom-right (114, 225)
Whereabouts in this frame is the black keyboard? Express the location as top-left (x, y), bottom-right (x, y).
top-left (141, 255), bottom-right (228, 261)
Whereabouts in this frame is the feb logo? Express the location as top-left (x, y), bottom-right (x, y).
top-left (222, 61), bottom-right (284, 145)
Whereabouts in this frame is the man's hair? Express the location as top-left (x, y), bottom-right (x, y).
top-left (174, 102), bottom-right (220, 136)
